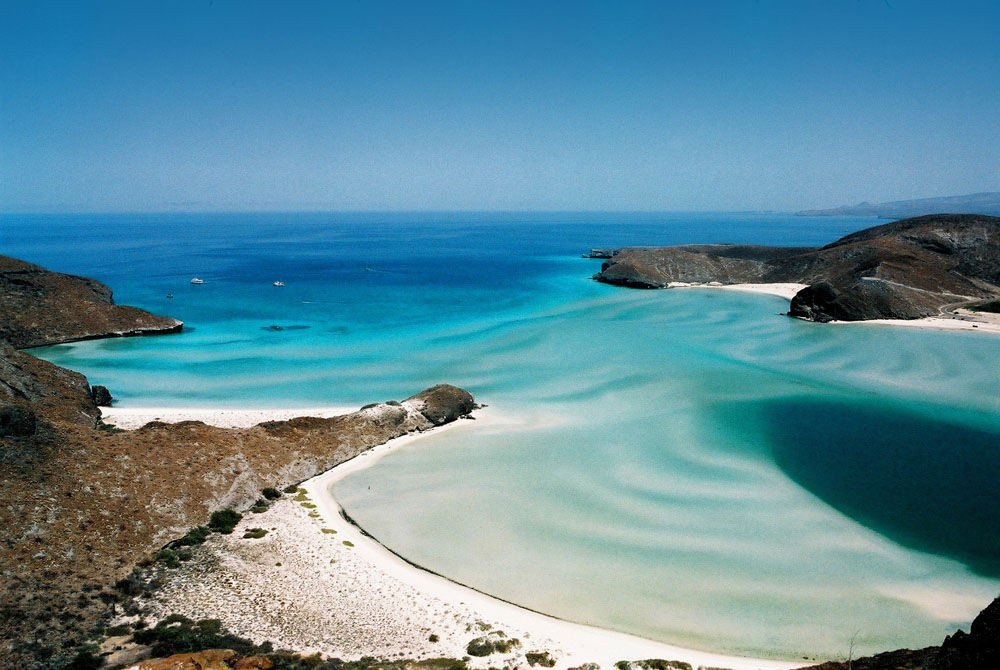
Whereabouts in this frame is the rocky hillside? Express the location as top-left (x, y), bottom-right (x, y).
top-left (0, 254), bottom-right (477, 668)
top-left (594, 214), bottom-right (1000, 322)
top-left (798, 596), bottom-right (1000, 670)
top-left (0, 255), bottom-right (182, 348)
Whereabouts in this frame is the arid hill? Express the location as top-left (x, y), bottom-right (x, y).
top-left (0, 255), bottom-right (183, 348)
top-left (0, 255), bottom-right (476, 668)
top-left (594, 214), bottom-right (1000, 322)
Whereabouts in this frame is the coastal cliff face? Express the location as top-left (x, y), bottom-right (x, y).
top-left (594, 214), bottom-right (1000, 322)
top-left (0, 255), bottom-right (183, 348)
top-left (0, 254), bottom-right (477, 668)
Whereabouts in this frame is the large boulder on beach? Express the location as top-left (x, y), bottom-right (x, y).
top-left (404, 384), bottom-right (477, 425)
top-left (91, 384), bottom-right (113, 406)
top-left (789, 279), bottom-right (943, 322)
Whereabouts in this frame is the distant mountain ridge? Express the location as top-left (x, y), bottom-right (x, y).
top-left (796, 192), bottom-right (1000, 217)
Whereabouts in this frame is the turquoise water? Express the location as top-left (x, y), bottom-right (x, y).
top-left (5, 212), bottom-right (998, 660)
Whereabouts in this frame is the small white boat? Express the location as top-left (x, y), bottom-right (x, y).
top-left (190, 278), bottom-right (204, 284)
top-left (273, 281), bottom-right (284, 287)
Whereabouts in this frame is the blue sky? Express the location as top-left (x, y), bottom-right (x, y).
top-left (1, 0), bottom-right (998, 212)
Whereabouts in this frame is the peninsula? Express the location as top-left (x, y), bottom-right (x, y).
top-left (593, 214), bottom-right (1000, 324)
top-left (0, 256), bottom-right (476, 668)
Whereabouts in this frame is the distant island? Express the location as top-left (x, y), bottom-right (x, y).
top-left (796, 191), bottom-right (1000, 217)
top-left (593, 214), bottom-right (1000, 324)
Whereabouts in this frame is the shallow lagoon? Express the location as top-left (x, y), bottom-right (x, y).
top-left (8, 212), bottom-right (999, 660)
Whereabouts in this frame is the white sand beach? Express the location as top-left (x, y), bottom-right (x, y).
top-left (101, 405), bottom-right (359, 429)
top-left (671, 282), bottom-right (1000, 333)
top-left (121, 405), bottom-right (802, 670)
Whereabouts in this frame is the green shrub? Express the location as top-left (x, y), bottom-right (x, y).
top-left (207, 509), bottom-right (242, 534)
top-left (342, 540), bottom-right (354, 547)
top-left (172, 525), bottom-right (211, 547)
top-left (526, 652), bottom-right (556, 667)
top-left (251, 499), bottom-right (269, 513)
top-left (321, 528), bottom-right (337, 534)
top-left (155, 550), bottom-right (180, 568)
top-left (971, 300), bottom-right (1000, 313)
top-left (262, 487), bottom-right (282, 500)
top-left (243, 528), bottom-right (268, 539)
top-left (301, 502), bottom-right (317, 509)
top-left (283, 484), bottom-right (299, 494)
top-left (131, 615), bottom-right (270, 658)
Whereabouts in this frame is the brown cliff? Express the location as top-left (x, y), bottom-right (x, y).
top-left (593, 214), bottom-right (1000, 322)
top-left (0, 255), bottom-right (182, 348)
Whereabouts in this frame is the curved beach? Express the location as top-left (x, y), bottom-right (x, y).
top-left (106, 405), bottom-right (801, 670)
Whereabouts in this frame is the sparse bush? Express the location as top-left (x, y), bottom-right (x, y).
top-left (321, 528), bottom-right (337, 534)
top-left (262, 487), bottom-right (281, 500)
top-left (971, 300), bottom-right (1000, 313)
top-left (131, 615), bottom-right (271, 658)
top-left (171, 525), bottom-right (210, 547)
top-left (283, 484), bottom-right (299, 494)
top-left (466, 632), bottom-right (520, 656)
top-left (251, 499), bottom-right (269, 513)
top-left (207, 509), bottom-right (242, 534)
top-left (526, 651), bottom-right (556, 667)
top-left (428, 634), bottom-right (439, 643)
top-left (155, 550), bottom-right (180, 569)
top-left (243, 528), bottom-right (268, 539)
top-left (301, 502), bottom-right (317, 509)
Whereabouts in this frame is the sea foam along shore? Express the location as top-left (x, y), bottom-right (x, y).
top-left (108, 405), bottom-right (801, 670)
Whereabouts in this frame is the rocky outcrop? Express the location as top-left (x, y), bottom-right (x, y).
top-left (799, 596), bottom-right (1000, 670)
top-left (404, 384), bottom-right (477, 425)
top-left (0, 255), bottom-right (182, 348)
top-left (594, 214), bottom-right (1000, 322)
top-left (91, 384), bottom-right (114, 406)
top-left (127, 649), bottom-right (239, 670)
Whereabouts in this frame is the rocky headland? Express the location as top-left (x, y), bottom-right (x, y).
top-left (593, 214), bottom-right (1000, 323)
top-left (0, 254), bottom-right (477, 669)
top-left (0, 256), bottom-right (183, 348)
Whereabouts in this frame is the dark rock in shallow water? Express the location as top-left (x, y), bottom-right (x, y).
top-left (90, 384), bottom-right (113, 407)
top-left (0, 405), bottom-right (36, 437)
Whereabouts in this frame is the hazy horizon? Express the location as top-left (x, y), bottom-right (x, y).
top-left (3, 1), bottom-right (999, 213)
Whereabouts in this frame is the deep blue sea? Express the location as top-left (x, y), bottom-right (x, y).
top-left (3, 212), bottom-right (998, 660)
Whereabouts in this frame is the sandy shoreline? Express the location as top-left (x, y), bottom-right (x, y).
top-left (101, 405), bottom-right (359, 429)
top-left (674, 282), bottom-right (1000, 333)
top-left (121, 405), bottom-right (801, 670)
